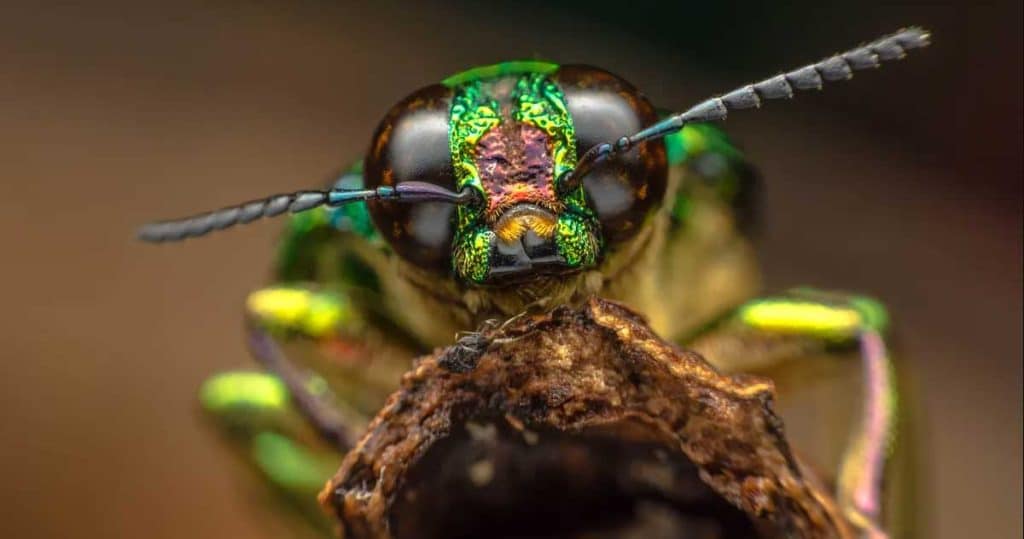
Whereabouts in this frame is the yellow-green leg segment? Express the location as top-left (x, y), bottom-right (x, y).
top-left (199, 371), bottom-right (342, 535)
top-left (243, 284), bottom-right (379, 450)
top-left (200, 283), bottom-right (414, 534)
top-left (687, 288), bottom-right (896, 538)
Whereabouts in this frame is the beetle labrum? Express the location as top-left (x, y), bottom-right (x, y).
top-left (141, 28), bottom-right (930, 537)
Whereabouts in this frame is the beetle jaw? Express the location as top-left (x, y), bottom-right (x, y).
top-left (453, 204), bottom-right (600, 285)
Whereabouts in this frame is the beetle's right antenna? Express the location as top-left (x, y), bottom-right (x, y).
top-left (558, 27), bottom-right (931, 194)
top-left (138, 181), bottom-right (478, 243)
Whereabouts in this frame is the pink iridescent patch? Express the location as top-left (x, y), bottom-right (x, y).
top-left (475, 122), bottom-right (560, 221)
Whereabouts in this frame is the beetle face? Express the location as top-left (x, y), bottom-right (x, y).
top-left (364, 63), bottom-right (667, 285)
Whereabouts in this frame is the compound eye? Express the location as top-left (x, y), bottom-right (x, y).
top-left (555, 65), bottom-right (667, 245)
top-left (364, 85), bottom-right (457, 274)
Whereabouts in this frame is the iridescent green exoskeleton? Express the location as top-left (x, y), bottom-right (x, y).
top-left (141, 28), bottom-right (930, 538)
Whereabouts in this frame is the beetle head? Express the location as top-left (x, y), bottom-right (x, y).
top-left (363, 64), bottom-right (666, 285)
top-left (137, 27), bottom-right (931, 289)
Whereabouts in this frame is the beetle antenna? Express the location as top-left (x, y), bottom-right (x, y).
top-left (558, 26), bottom-right (931, 194)
top-left (138, 181), bottom-right (478, 242)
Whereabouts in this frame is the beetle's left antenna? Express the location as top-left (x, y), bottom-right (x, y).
top-left (138, 181), bottom-right (477, 242)
top-left (558, 26), bottom-right (930, 194)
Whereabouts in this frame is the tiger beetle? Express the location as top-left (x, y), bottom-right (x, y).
top-left (140, 28), bottom-right (930, 537)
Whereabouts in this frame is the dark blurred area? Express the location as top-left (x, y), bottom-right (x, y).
top-left (0, 1), bottom-right (1019, 537)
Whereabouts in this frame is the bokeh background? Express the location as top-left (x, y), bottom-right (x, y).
top-left (1, 1), bottom-right (1020, 537)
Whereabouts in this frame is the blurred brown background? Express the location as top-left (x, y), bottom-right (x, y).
top-left (1, 1), bottom-right (1019, 537)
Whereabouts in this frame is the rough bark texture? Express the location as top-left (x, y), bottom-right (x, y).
top-left (320, 298), bottom-right (852, 539)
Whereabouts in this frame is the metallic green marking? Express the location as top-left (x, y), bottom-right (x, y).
top-left (200, 371), bottom-right (289, 414)
top-left (670, 191), bottom-right (693, 222)
top-left (286, 205), bottom-right (330, 236)
top-left (665, 131), bottom-right (686, 166)
top-left (667, 124), bottom-right (744, 166)
top-left (448, 79), bottom-right (501, 281)
top-left (681, 124), bottom-right (708, 158)
top-left (511, 72), bottom-right (577, 183)
top-left (441, 60), bottom-right (558, 87)
top-left (453, 226), bottom-right (494, 283)
top-left (448, 70), bottom-right (580, 205)
top-left (668, 123), bottom-right (752, 228)
top-left (449, 80), bottom-right (500, 248)
top-left (685, 124), bottom-right (742, 160)
top-left (327, 162), bottom-right (378, 240)
top-left (449, 81), bottom-right (501, 195)
top-left (555, 212), bottom-right (599, 268)
top-left (275, 162), bottom-right (380, 282)
top-left (276, 207), bottom-right (330, 279)
top-left (281, 163), bottom-right (378, 242)
top-left (510, 71), bottom-right (598, 265)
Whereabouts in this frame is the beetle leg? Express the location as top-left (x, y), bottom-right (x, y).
top-left (199, 370), bottom-right (343, 535)
top-left (243, 284), bottom-right (415, 445)
top-left (199, 284), bottom-right (415, 533)
top-left (686, 288), bottom-right (895, 538)
top-left (244, 321), bottom-right (361, 452)
top-left (246, 285), bottom-right (362, 343)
